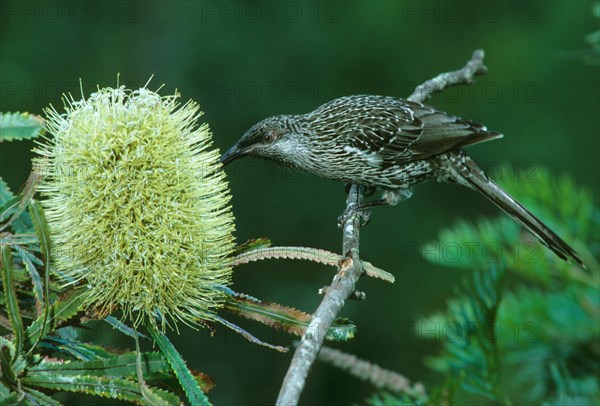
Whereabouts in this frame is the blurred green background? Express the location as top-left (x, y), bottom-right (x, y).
top-left (1, 1), bottom-right (598, 404)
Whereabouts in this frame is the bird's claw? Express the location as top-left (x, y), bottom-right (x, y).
top-left (337, 204), bottom-right (372, 228)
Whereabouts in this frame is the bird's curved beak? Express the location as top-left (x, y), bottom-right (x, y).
top-left (220, 144), bottom-right (248, 166)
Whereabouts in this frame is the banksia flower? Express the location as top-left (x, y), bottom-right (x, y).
top-left (34, 85), bottom-right (235, 329)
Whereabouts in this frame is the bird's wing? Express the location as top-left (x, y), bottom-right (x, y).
top-left (307, 95), bottom-right (420, 165)
top-left (407, 101), bottom-right (502, 161)
top-left (307, 95), bottom-right (501, 167)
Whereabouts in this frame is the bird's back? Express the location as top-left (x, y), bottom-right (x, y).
top-left (305, 95), bottom-right (502, 165)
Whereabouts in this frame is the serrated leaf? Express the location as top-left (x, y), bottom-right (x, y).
top-left (0, 233), bottom-right (38, 246)
top-left (29, 351), bottom-right (172, 380)
top-left (0, 177), bottom-right (13, 202)
top-left (0, 391), bottom-right (22, 405)
top-left (28, 200), bottom-right (49, 274)
top-left (0, 178), bottom-right (34, 234)
top-left (104, 315), bottom-right (148, 340)
top-left (223, 291), bottom-right (356, 341)
top-left (22, 387), bottom-right (62, 406)
top-left (1, 246), bottom-right (24, 355)
top-left (39, 336), bottom-right (117, 361)
top-left (232, 245), bottom-right (394, 282)
top-left (0, 195), bottom-right (20, 223)
top-left (24, 287), bottom-right (89, 350)
top-left (0, 112), bottom-right (45, 142)
top-left (233, 238), bottom-right (272, 255)
top-left (20, 251), bottom-right (44, 313)
top-left (147, 323), bottom-right (212, 406)
top-left (0, 343), bottom-right (17, 384)
top-left (25, 200), bottom-right (52, 354)
top-left (21, 373), bottom-right (181, 404)
top-left (13, 245), bottom-right (42, 265)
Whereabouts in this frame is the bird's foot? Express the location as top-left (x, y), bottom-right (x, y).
top-left (344, 183), bottom-right (377, 197)
top-left (337, 203), bottom-right (372, 229)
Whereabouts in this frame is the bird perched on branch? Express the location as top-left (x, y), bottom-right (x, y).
top-left (221, 95), bottom-right (585, 268)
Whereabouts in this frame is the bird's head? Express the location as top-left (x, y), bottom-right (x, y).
top-left (220, 115), bottom-right (307, 167)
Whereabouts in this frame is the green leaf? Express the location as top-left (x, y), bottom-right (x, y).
top-left (223, 289), bottom-right (356, 341)
top-left (0, 341), bottom-right (17, 386)
top-left (233, 237), bottom-right (272, 255)
top-left (24, 287), bottom-right (88, 350)
top-left (104, 315), bottom-right (148, 340)
top-left (147, 323), bottom-right (212, 406)
top-left (28, 200), bottom-right (50, 276)
top-left (0, 178), bottom-right (34, 234)
top-left (22, 387), bottom-right (62, 406)
top-left (1, 246), bottom-right (24, 356)
top-left (29, 351), bottom-right (172, 380)
top-left (21, 250), bottom-right (44, 309)
top-left (21, 373), bottom-right (180, 404)
top-left (0, 112), bottom-right (45, 142)
top-left (133, 333), bottom-right (172, 406)
top-left (0, 233), bottom-right (38, 246)
top-left (40, 336), bottom-right (115, 361)
top-left (25, 200), bottom-right (52, 354)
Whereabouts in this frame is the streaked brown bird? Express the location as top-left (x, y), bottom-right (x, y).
top-left (221, 95), bottom-right (585, 268)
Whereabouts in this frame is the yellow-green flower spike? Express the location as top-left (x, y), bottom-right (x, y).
top-left (34, 85), bottom-right (235, 330)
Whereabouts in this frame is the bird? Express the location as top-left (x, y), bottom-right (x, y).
top-left (221, 94), bottom-right (585, 268)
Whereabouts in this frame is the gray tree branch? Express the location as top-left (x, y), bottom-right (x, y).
top-left (276, 184), bottom-right (365, 406)
top-left (408, 49), bottom-right (487, 103)
top-left (276, 49), bottom-right (488, 406)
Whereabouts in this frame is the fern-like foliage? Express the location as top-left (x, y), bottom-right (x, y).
top-left (364, 166), bottom-right (599, 405)
top-left (421, 166), bottom-right (599, 404)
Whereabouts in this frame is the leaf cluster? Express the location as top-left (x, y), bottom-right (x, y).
top-left (368, 166), bottom-right (599, 404)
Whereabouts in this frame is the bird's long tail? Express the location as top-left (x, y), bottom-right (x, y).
top-left (443, 152), bottom-right (586, 268)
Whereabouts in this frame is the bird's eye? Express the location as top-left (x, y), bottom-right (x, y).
top-left (263, 129), bottom-right (277, 143)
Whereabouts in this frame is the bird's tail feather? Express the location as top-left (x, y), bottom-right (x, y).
top-left (451, 154), bottom-right (586, 268)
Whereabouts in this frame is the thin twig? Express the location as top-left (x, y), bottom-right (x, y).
top-left (317, 345), bottom-right (427, 398)
top-left (408, 49), bottom-right (487, 103)
top-left (276, 50), bottom-right (489, 405)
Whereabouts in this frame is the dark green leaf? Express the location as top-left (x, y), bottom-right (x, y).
top-left (21, 373), bottom-right (180, 404)
top-left (0, 342), bottom-right (17, 385)
top-left (0, 391), bottom-right (22, 405)
top-left (24, 288), bottom-right (88, 350)
top-left (104, 315), bottom-right (148, 339)
top-left (1, 246), bottom-right (24, 355)
top-left (0, 173), bottom-right (35, 236)
top-left (223, 289), bottom-right (356, 341)
top-left (26, 200), bottom-right (52, 354)
top-left (21, 250), bottom-right (44, 309)
top-left (22, 387), bottom-right (63, 405)
top-left (147, 323), bottom-right (212, 406)
top-left (39, 336), bottom-right (116, 361)
top-left (29, 351), bottom-right (171, 380)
